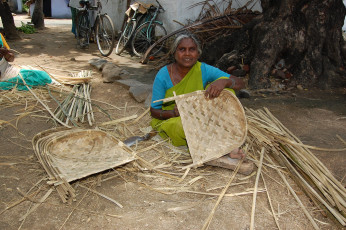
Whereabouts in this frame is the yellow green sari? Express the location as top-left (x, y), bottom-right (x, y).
top-left (151, 61), bottom-right (234, 146)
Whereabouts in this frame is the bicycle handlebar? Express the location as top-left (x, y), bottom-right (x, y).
top-left (75, 6), bottom-right (87, 11)
top-left (155, 0), bottom-right (165, 12)
top-left (76, 0), bottom-right (101, 11)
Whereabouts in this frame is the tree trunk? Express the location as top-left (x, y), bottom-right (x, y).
top-left (31, 0), bottom-right (45, 29)
top-left (201, 0), bottom-right (346, 89)
top-left (0, 2), bottom-right (21, 40)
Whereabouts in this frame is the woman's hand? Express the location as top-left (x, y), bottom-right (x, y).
top-left (150, 105), bottom-right (180, 120)
top-left (0, 47), bottom-right (8, 57)
top-left (205, 79), bottom-right (228, 99)
top-left (205, 77), bottom-right (245, 99)
top-left (173, 105), bottom-right (180, 117)
top-left (0, 48), bottom-right (15, 62)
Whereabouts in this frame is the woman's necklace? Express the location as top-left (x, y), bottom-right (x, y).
top-left (170, 63), bottom-right (178, 85)
top-left (170, 63), bottom-right (183, 85)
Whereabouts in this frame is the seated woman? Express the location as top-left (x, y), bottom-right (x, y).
top-left (150, 33), bottom-right (252, 172)
top-left (0, 33), bottom-right (52, 90)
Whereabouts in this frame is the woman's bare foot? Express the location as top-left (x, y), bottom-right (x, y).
top-left (205, 155), bottom-right (254, 175)
top-left (228, 148), bottom-right (245, 159)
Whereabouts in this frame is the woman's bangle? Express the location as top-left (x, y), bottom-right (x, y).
top-left (160, 109), bottom-right (177, 119)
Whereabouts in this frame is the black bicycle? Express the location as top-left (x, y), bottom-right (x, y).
top-left (76, 0), bottom-right (115, 57)
top-left (115, 0), bottom-right (166, 57)
top-left (131, 0), bottom-right (167, 57)
top-left (115, 2), bottom-right (145, 55)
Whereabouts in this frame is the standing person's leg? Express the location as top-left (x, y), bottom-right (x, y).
top-left (70, 7), bottom-right (77, 36)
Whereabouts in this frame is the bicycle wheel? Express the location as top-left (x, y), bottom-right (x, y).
top-left (131, 22), bottom-right (167, 57)
top-left (95, 14), bottom-right (115, 57)
top-left (115, 20), bottom-right (137, 55)
top-left (76, 11), bottom-right (90, 48)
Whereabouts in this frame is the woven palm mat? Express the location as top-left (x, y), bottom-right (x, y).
top-left (32, 127), bottom-right (135, 202)
top-left (171, 90), bottom-right (247, 166)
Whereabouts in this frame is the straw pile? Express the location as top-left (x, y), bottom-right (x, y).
top-left (2, 81), bottom-right (344, 228)
top-left (32, 128), bottom-right (135, 202)
top-left (142, 1), bottom-right (259, 65)
top-left (153, 90), bottom-right (345, 228)
top-left (2, 65), bottom-right (344, 228)
top-left (0, 87), bottom-right (50, 108)
top-left (187, 1), bottom-right (260, 45)
top-left (245, 107), bottom-right (346, 227)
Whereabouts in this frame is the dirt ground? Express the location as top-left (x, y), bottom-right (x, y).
top-left (0, 16), bottom-right (345, 230)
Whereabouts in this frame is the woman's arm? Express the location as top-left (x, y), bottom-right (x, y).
top-left (0, 48), bottom-right (15, 62)
top-left (202, 63), bottom-right (245, 98)
top-left (150, 106), bottom-right (179, 120)
top-left (205, 77), bottom-right (245, 99)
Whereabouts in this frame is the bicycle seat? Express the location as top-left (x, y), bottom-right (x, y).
top-left (79, 0), bottom-right (90, 8)
top-left (148, 5), bottom-right (157, 11)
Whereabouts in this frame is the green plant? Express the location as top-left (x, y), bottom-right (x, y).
top-left (22, 0), bottom-right (29, 12)
top-left (17, 22), bottom-right (36, 34)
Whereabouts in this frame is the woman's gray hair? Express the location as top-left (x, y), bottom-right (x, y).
top-left (169, 33), bottom-right (202, 57)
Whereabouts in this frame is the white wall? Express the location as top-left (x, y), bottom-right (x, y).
top-left (26, 0), bottom-right (263, 33)
top-left (99, 0), bottom-right (128, 34)
top-left (107, 0), bottom-right (262, 35)
top-left (51, 0), bottom-right (72, 18)
top-left (30, 0), bottom-right (72, 19)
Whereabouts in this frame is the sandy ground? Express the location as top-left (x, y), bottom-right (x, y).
top-left (0, 15), bottom-right (345, 230)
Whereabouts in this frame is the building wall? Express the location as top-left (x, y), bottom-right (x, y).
top-left (51, 0), bottom-right (72, 18)
top-left (104, 0), bottom-right (262, 35)
top-left (10, 0), bottom-right (263, 34)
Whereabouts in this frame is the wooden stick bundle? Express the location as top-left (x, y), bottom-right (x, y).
top-left (246, 107), bottom-right (346, 227)
top-left (54, 82), bottom-right (94, 127)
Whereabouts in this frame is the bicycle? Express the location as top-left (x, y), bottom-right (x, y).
top-left (76, 0), bottom-right (115, 57)
top-left (115, 2), bottom-right (147, 55)
top-left (131, 0), bottom-right (167, 57)
top-left (115, 0), bottom-right (167, 57)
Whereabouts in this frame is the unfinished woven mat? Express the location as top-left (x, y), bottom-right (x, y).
top-left (174, 90), bottom-right (247, 166)
top-left (32, 128), bottom-right (135, 202)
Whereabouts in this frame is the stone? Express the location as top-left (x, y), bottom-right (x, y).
top-left (144, 92), bottom-right (152, 108)
top-left (88, 58), bottom-right (108, 71)
top-left (227, 66), bottom-right (237, 74)
top-left (275, 69), bottom-right (286, 79)
top-left (129, 84), bottom-right (153, 103)
top-left (102, 63), bottom-right (123, 83)
top-left (297, 85), bottom-right (304, 90)
top-left (115, 79), bottom-right (146, 90)
top-left (119, 69), bottom-right (131, 79)
top-left (231, 69), bottom-right (246, 77)
top-left (237, 89), bottom-right (251, 98)
top-left (242, 64), bottom-right (250, 73)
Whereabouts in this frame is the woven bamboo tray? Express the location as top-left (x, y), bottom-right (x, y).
top-left (169, 90), bottom-right (247, 166)
top-left (32, 128), bottom-right (135, 202)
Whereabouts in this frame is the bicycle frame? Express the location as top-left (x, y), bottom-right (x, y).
top-left (124, 10), bottom-right (144, 32)
top-left (78, 0), bottom-right (113, 31)
top-left (76, 0), bottom-right (115, 56)
top-left (141, 4), bottom-right (163, 40)
top-left (116, 0), bottom-right (165, 56)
